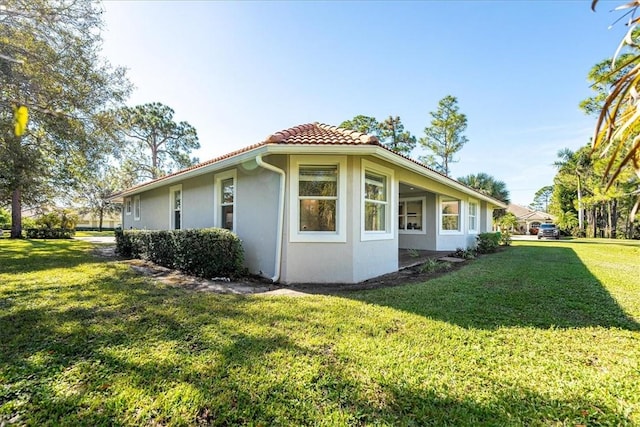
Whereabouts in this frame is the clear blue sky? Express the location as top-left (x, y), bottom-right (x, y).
top-left (101, 0), bottom-right (625, 206)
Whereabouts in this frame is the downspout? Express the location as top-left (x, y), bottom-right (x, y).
top-left (255, 154), bottom-right (285, 283)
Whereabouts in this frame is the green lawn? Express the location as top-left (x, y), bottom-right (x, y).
top-left (1, 239), bottom-right (638, 425)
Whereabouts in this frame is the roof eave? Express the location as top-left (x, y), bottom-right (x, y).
top-left (110, 143), bottom-right (507, 209)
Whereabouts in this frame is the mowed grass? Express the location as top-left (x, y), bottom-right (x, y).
top-left (0, 239), bottom-right (638, 425)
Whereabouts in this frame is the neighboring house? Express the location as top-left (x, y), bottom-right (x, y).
top-left (75, 211), bottom-right (121, 230)
top-left (111, 123), bottom-right (506, 284)
top-left (507, 203), bottom-right (555, 234)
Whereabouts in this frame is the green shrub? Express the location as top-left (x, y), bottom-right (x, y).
top-left (25, 209), bottom-right (78, 239)
top-left (116, 228), bottom-right (245, 279)
top-left (476, 232), bottom-right (501, 254)
top-left (22, 217), bottom-right (37, 230)
top-left (499, 230), bottom-right (512, 246)
top-left (25, 228), bottom-right (75, 239)
top-left (115, 229), bottom-right (133, 257)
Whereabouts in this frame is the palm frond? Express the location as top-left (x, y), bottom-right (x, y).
top-left (592, 0), bottom-right (640, 189)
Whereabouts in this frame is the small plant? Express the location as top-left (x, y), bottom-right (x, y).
top-left (449, 247), bottom-right (476, 259)
top-left (419, 259), bottom-right (453, 274)
top-left (407, 248), bottom-right (420, 258)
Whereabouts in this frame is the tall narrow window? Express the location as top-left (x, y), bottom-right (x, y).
top-left (169, 185), bottom-right (182, 229)
top-left (221, 178), bottom-right (234, 230)
top-left (299, 166), bottom-right (337, 231)
top-left (215, 170), bottom-right (236, 232)
top-left (441, 198), bottom-right (460, 232)
top-left (133, 195), bottom-right (141, 221)
top-left (364, 172), bottom-right (387, 231)
top-left (125, 198), bottom-right (132, 215)
top-left (468, 201), bottom-right (478, 233)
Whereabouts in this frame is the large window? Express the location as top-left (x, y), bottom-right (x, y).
top-left (468, 200), bottom-right (478, 233)
top-left (290, 156), bottom-right (346, 243)
top-left (133, 195), bottom-right (141, 221)
top-left (440, 198), bottom-right (460, 232)
top-left (299, 166), bottom-right (337, 231)
top-left (361, 160), bottom-right (394, 241)
top-left (170, 185), bottom-right (182, 229)
top-left (399, 197), bottom-right (426, 234)
top-left (214, 170), bottom-right (236, 232)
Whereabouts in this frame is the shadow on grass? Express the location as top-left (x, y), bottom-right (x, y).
top-left (350, 244), bottom-right (640, 331)
top-left (0, 274), bottom-right (632, 425)
top-left (0, 240), bottom-right (636, 424)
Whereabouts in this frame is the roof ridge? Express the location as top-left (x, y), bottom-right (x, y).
top-left (262, 122), bottom-right (379, 145)
top-left (316, 122), bottom-right (379, 144)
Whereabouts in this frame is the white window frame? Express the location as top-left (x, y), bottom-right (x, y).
top-left (289, 155), bottom-right (347, 243)
top-left (399, 196), bottom-right (427, 235)
top-left (133, 195), bottom-right (141, 221)
top-left (169, 185), bottom-right (182, 230)
top-left (361, 159), bottom-right (394, 241)
top-left (125, 198), bottom-right (132, 216)
top-left (214, 169), bottom-right (237, 232)
top-left (439, 196), bottom-right (462, 234)
top-left (468, 199), bottom-right (479, 234)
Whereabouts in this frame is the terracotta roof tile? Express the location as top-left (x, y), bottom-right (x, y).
top-left (262, 122), bottom-right (379, 145)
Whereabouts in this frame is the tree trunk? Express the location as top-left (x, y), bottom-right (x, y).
top-left (10, 187), bottom-right (22, 238)
top-left (98, 208), bottom-right (104, 232)
top-left (577, 177), bottom-right (584, 232)
top-left (610, 199), bottom-right (617, 239)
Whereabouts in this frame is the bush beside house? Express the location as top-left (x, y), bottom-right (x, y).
top-left (116, 228), bottom-right (245, 279)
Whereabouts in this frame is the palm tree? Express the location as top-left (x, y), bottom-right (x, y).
top-left (553, 147), bottom-right (591, 232)
top-left (458, 173), bottom-right (510, 204)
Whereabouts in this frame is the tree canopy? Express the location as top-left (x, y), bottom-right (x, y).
top-left (1, 0), bottom-right (130, 237)
top-left (419, 95), bottom-right (468, 177)
top-left (114, 102), bottom-right (200, 183)
top-left (378, 116), bottom-right (416, 156)
top-left (339, 115), bottom-right (380, 138)
top-left (340, 114), bottom-right (416, 156)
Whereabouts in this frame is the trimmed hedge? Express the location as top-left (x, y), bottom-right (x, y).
top-left (25, 228), bottom-right (75, 239)
top-left (115, 228), bottom-right (245, 279)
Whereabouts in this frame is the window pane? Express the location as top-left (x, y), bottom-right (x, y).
top-left (365, 173), bottom-right (386, 201)
top-left (442, 215), bottom-right (459, 230)
top-left (442, 200), bottom-right (459, 215)
top-left (300, 199), bottom-right (336, 231)
top-left (299, 167), bottom-right (337, 197)
top-left (222, 205), bottom-right (233, 230)
top-left (174, 190), bottom-right (181, 210)
top-left (222, 178), bottom-right (234, 204)
top-left (174, 211), bottom-right (181, 230)
top-left (407, 200), bottom-right (422, 230)
top-left (365, 202), bottom-right (386, 231)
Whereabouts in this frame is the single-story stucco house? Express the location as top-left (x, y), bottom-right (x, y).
top-left (111, 123), bottom-right (506, 284)
top-left (507, 203), bottom-right (555, 235)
